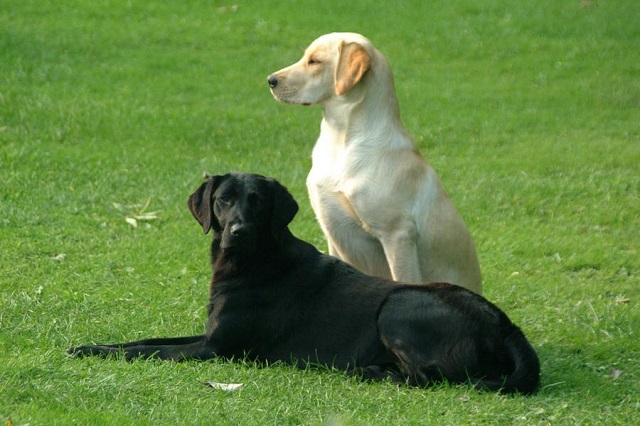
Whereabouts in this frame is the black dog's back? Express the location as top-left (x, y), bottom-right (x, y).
top-left (206, 232), bottom-right (539, 394)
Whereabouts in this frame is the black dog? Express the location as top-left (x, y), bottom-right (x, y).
top-left (68, 173), bottom-right (540, 394)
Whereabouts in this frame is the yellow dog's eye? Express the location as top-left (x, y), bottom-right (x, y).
top-left (308, 58), bottom-right (320, 65)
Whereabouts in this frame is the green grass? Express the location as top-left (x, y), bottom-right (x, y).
top-left (1, 0), bottom-right (639, 424)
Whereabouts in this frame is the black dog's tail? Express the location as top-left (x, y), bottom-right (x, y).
top-left (478, 326), bottom-right (540, 395)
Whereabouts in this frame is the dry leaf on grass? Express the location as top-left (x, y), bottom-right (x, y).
top-left (112, 198), bottom-right (161, 227)
top-left (202, 381), bottom-right (244, 391)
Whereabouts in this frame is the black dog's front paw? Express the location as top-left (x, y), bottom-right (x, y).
top-left (66, 345), bottom-right (116, 358)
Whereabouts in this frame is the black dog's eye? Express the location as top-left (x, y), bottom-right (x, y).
top-left (218, 195), bottom-right (232, 204)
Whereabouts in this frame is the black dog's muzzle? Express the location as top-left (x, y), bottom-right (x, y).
top-left (221, 222), bottom-right (256, 252)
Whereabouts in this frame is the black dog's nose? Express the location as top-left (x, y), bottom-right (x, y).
top-left (230, 223), bottom-right (248, 237)
top-left (267, 75), bottom-right (278, 89)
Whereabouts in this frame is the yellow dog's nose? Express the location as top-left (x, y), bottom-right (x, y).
top-left (267, 74), bottom-right (278, 89)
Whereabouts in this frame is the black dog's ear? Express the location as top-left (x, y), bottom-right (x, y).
top-left (268, 178), bottom-right (299, 239)
top-left (188, 174), bottom-right (224, 234)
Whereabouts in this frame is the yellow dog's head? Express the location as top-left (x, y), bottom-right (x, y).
top-left (267, 32), bottom-right (380, 106)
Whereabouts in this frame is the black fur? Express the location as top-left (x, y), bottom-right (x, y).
top-left (68, 172), bottom-right (540, 394)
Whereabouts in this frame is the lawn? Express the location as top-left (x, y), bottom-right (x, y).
top-left (1, 0), bottom-right (639, 424)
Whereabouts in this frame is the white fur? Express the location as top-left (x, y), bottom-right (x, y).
top-left (268, 33), bottom-right (482, 293)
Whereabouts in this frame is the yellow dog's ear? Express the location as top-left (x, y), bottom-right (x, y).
top-left (334, 41), bottom-right (371, 96)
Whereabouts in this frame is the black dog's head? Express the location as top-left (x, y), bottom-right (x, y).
top-left (188, 173), bottom-right (299, 255)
